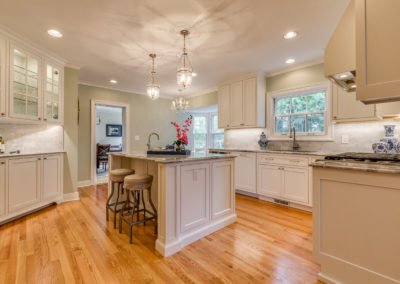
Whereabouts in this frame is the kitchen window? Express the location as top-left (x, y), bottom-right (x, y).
top-left (191, 113), bottom-right (224, 153)
top-left (268, 82), bottom-right (333, 140)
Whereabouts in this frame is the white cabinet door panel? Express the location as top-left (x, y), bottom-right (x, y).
top-left (8, 157), bottom-right (40, 213)
top-left (0, 36), bottom-right (6, 117)
top-left (0, 159), bottom-right (6, 216)
top-left (180, 163), bottom-right (210, 232)
top-left (211, 161), bottom-right (233, 219)
top-left (230, 81), bottom-right (243, 127)
top-left (257, 164), bottom-right (282, 198)
top-left (218, 84), bottom-right (230, 128)
top-left (283, 167), bottom-right (309, 204)
top-left (234, 152), bottom-right (256, 193)
top-left (243, 77), bottom-right (257, 126)
top-left (42, 155), bottom-right (61, 201)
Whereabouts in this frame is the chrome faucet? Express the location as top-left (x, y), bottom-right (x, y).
top-left (289, 127), bottom-right (300, 150)
top-left (147, 132), bottom-right (160, 150)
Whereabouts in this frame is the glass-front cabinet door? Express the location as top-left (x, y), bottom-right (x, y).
top-left (10, 45), bottom-right (42, 120)
top-left (44, 62), bottom-right (63, 122)
top-left (0, 37), bottom-right (6, 118)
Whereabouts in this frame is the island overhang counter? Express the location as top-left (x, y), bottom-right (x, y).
top-left (108, 152), bottom-right (238, 256)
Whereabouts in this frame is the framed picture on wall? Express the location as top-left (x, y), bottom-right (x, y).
top-left (106, 124), bottom-right (122, 137)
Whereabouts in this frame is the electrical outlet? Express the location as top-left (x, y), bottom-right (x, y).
top-left (134, 135), bottom-right (140, 141)
top-left (341, 135), bottom-right (349, 144)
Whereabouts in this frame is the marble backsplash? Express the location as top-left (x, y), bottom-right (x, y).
top-left (0, 124), bottom-right (63, 154)
top-left (224, 120), bottom-right (400, 153)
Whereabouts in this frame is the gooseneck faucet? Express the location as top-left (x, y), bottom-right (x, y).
top-left (147, 132), bottom-right (160, 150)
top-left (289, 127), bottom-right (300, 150)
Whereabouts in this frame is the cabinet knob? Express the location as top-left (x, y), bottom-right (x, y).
top-left (0, 162), bottom-right (5, 165)
top-left (240, 123), bottom-right (245, 126)
top-left (43, 118), bottom-right (47, 121)
top-left (38, 158), bottom-right (41, 160)
top-left (333, 116), bottom-right (337, 119)
top-left (0, 112), bottom-right (5, 116)
top-left (44, 157), bottom-right (47, 160)
top-left (38, 117), bottom-right (42, 120)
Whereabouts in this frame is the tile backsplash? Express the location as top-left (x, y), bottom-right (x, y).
top-left (225, 120), bottom-right (400, 153)
top-left (0, 124), bottom-right (63, 154)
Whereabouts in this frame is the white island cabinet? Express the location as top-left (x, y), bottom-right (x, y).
top-left (108, 152), bottom-right (237, 257)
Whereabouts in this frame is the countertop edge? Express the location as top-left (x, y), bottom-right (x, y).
top-left (0, 151), bottom-right (66, 158)
top-left (311, 160), bottom-right (400, 174)
top-left (209, 148), bottom-right (334, 156)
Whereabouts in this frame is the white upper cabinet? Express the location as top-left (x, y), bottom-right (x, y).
top-left (218, 72), bottom-right (265, 129)
top-left (218, 84), bottom-right (230, 128)
top-left (0, 36), bottom-right (7, 118)
top-left (9, 44), bottom-right (42, 121)
top-left (230, 81), bottom-right (243, 127)
top-left (331, 82), bottom-right (377, 121)
top-left (44, 61), bottom-right (63, 123)
top-left (0, 30), bottom-right (65, 124)
top-left (355, 0), bottom-right (400, 103)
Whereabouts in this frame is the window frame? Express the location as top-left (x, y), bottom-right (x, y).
top-left (267, 81), bottom-right (333, 141)
top-left (189, 112), bottom-right (224, 152)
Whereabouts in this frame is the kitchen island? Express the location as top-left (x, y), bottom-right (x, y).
top-left (312, 155), bottom-right (400, 284)
top-left (108, 152), bottom-right (237, 256)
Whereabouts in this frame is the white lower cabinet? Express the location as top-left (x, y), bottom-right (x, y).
top-left (282, 167), bottom-right (308, 204)
top-left (42, 154), bottom-right (62, 202)
top-left (211, 160), bottom-right (234, 219)
top-left (8, 156), bottom-right (41, 213)
top-left (0, 159), bottom-right (6, 217)
top-left (257, 164), bottom-right (282, 197)
top-left (0, 153), bottom-right (63, 224)
top-left (233, 152), bottom-right (256, 193)
top-left (256, 154), bottom-right (312, 208)
top-left (180, 163), bottom-right (210, 233)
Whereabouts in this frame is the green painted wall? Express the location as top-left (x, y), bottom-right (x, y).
top-left (188, 91), bottom-right (218, 109)
top-left (63, 67), bottom-right (79, 194)
top-left (266, 63), bottom-right (327, 92)
top-left (78, 85), bottom-right (183, 182)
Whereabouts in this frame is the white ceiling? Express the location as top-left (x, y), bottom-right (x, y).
top-left (0, 0), bottom-right (349, 97)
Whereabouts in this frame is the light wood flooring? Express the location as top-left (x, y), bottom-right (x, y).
top-left (0, 184), bottom-right (321, 283)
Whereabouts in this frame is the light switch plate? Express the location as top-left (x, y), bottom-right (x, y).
top-left (341, 135), bottom-right (349, 144)
top-left (134, 135), bottom-right (140, 141)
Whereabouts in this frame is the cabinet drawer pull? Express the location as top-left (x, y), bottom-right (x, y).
top-left (0, 162), bottom-right (5, 165)
top-left (38, 158), bottom-right (41, 160)
top-left (279, 167), bottom-right (284, 170)
top-left (240, 123), bottom-right (245, 126)
top-left (0, 112), bottom-right (5, 116)
top-left (44, 157), bottom-right (47, 160)
top-left (289, 160), bottom-right (301, 163)
top-left (43, 118), bottom-right (47, 121)
top-left (263, 157), bottom-right (274, 160)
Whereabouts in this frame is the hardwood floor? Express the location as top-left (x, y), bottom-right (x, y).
top-left (0, 184), bottom-right (321, 284)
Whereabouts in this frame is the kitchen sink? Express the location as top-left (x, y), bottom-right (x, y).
top-left (147, 149), bottom-right (191, 155)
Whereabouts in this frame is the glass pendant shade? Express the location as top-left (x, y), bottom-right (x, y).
top-left (177, 30), bottom-right (194, 89)
top-left (147, 53), bottom-right (160, 100)
top-left (147, 82), bottom-right (160, 100)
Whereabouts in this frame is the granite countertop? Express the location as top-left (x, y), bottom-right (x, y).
top-left (311, 159), bottom-right (400, 174)
top-left (0, 151), bottom-right (65, 158)
top-left (208, 148), bottom-right (336, 156)
top-left (109, 151), bottom-right (238, 164)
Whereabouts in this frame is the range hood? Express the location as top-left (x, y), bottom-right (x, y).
top-left (324, 0), bottom-right (357, 92)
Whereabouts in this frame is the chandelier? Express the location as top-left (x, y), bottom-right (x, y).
top-left (177, 30), bottom-right (193, 89)
top-left (171, 90), bottom-right (190, 112)
top-left (147, 53), bottom-right (160, 100)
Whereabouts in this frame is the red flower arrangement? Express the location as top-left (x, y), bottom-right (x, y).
top-left (171, 114), bottom-right (192, 151)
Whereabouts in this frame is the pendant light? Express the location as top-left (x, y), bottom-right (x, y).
top-left (177, 30), bottom-right (193, 89)
top-left (171, 89), bottom-right (190, 113)
top-left (147, 53), bottom-right (160, 100)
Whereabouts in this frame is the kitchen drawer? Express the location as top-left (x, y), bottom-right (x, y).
top-left (257, 154), bottom-right (309, 167)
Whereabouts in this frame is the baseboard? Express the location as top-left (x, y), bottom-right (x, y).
top-left (77, 180), bottom-right (92, 188)
top-left (61, 192), bottom-right (80, 203)
top-left (96, 176), bottom-right (108, 184)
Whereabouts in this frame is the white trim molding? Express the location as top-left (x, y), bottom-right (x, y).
top-left (61, 192), bottom-right (80, 203)
top-left (267, 81), bottom-right (334, 141)
top-left (77, 180), bottom-right (92, 188)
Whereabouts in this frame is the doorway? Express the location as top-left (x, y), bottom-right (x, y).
top-left (90, 100), bottom-right (130, 185)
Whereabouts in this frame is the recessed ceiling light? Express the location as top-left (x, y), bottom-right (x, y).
top-left (192, 72), bottom-right (197, 77)
top-left (47, 29), bottom-right (63, 38)
top-left (283, 31), bottom-right (297, 39)
top-left (286, 58), bottom-right (295, 64)
top-left (109, 79), bottom-right (117, 84)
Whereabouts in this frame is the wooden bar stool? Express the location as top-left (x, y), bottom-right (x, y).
top-left (106, 168), bottom-right (135, 228)
top-left (119, 174), bottom-right (158, 244)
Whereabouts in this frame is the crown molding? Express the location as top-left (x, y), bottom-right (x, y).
top-left (265, 57), bottom-right (324, 77)
top-left (0, 23), bottom-right (68, 66)
top-left (65, 63), bottom-right (81, 70)
top-left (78, 81), bottom-right (174, 100)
